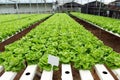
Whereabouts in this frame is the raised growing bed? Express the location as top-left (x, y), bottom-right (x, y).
top-left (70, 14), bottom-right (120, 53)
top-left (0, 14), bottom-right (51, 42)
top-left (71, 12), bottom-right (120, 35)
top-left (0, 15), bottom-right (51, 52)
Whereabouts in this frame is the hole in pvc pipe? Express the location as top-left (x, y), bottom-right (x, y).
top-left (102, 71), bottom-right (108, 74)
top-left (26, 72), bottom-right (30, 75)
top-left (65, 71), bottom-right (70, 74)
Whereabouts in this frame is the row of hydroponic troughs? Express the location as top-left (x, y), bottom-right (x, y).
top-left (0, 14), bottom-right (34, 23)
top-left (0, 14), bottom-right (51, 42)
top-left (71, 12), bottom-right (120, 36)
top-left (0, 13), bottom-right (120, 72)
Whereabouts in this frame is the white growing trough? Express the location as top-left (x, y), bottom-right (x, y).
top-left (0, 72), bottom-right (17, 80)
top-left (19, 65), bottom-right (38, 80)
top-left (0, 64), bottom-right (119, 80)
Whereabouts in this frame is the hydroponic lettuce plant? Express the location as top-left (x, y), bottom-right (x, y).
top-left (0, 13), bottom-right (120, 72)
top-left (71, 12), bottom-right (120, 35)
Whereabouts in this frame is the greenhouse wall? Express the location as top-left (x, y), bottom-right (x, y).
top-left (0, 3), bottom-right (53, 14)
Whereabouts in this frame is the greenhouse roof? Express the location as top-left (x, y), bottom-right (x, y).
top-left (0, 0), bottom-right (55, 4)
top-left (0, 0), bottom-right (116, 5)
